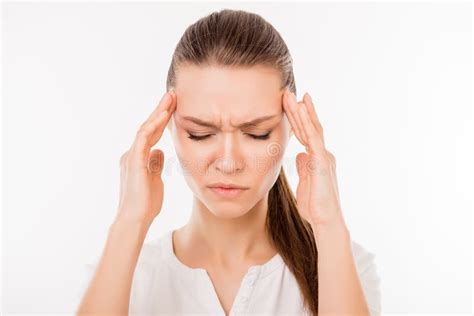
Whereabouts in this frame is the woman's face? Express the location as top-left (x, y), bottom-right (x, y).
top-left (169, 64), bottom-right (292, 219)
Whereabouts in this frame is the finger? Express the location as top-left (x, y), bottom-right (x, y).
top-left (298, 103), bottom-right (325, 155)
top-left (151, 92), bottom-right (176, 139)
top-left (130, 109), bottom-right (170, 169)
top-left (119, 150), bottom-right (129, 168)
top-left (303, 92), bottom-right (325, 145)
top-left (288, 93), bottom-right (308, 145)
top-left (149, 108), bottom-right (173, 143)
top-left (296, 101), bottom-right (310, 144)
top-left (147, 93), bottom-right (177, 144)
top-left (326, 150), bottom-right (336, 166)
top-left (282, 89), bottom-right (303, 141)
top-left (282, 89), bottom-right (300, 138)
top-left (284, 89), bottom-right (308, 145)
top-left (166, 91), bottom-right (177, 130)
top-left (140, 91), bottom-right (175, 129)
top-left (129, 91), bottom-right (176, 168)
top-left (148, 148), bottom-right (164, 176)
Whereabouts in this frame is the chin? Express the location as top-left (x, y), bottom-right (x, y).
top-left (204, 200), bottom-right (252, 219)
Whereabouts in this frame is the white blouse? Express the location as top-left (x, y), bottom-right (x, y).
top-left (76, 229), bottom-right (382, 315)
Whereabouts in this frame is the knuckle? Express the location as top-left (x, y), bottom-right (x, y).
top-left (120, 151), bottom-right (129, 166)
top-left (326, 151), bottom-right (336, 165)
top-left (139, 119), bottom-right (150, 130)
top-left (321, 158), bottom-right (332, 170)
top-left (136, 127), bottom-right (152, 140)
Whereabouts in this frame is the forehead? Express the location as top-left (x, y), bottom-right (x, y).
top-left (174, 65), bottom-right (284, 118)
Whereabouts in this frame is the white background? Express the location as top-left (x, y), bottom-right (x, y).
top-left (2, 1), bottom-right (472, 314)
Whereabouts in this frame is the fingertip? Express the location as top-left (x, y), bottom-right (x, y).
top-left (162, 91), bottom-right (171, 103)
top-left (170, 91), bottom-right (177, 106)
top-left (285, 86), bottom-right (290, 96)
top-left (287, 91), bottom-right (296, 104)
top-left (164, 90), bottom-right (173, 102)
top-left (166, 91), bottom-right (173, 102)
top-left (283, 88), bottom-right (291, 106)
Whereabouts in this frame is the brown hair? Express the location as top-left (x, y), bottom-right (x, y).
top-left (166, 9), bottom-right (318, 315)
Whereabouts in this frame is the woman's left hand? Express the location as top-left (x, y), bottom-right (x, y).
top-left (282, 88), bottom-right (344, 227)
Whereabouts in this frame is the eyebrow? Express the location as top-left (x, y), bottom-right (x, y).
top-left (181, 114), bottom-right (279, 129)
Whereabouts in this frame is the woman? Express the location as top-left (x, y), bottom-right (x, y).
top-left (76, 9), bottom-right (381, 316)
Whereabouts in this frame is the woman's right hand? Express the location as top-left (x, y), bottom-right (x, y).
top-left (114, 90), bottom-right (176, 228)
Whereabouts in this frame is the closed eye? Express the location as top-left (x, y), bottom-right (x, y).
top-left (187, 132), bottom-right (272, 141)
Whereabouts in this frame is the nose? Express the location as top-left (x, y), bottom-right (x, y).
top-left (214, 157), bottom-right (244, 174)
top-left (213, 134), bottom-right (244, 174)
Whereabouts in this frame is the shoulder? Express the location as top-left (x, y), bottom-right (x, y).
top-left (350, 239), bottom-right (382, 316)
top-left (138, 230), bottom-right (171, 265)
top-left (350, 239), bottom-right (377, 276)
top-left (76, 230), bottom-right (176, 314)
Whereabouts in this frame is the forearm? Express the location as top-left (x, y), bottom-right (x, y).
top-left (76, 217), bottom-right (150, 316)
top-left (313, 216), bottom-right (370, 316)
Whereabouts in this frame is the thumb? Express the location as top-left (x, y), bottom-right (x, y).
top-left (296, 152), bottom-right (310, 179)
top-left (148, 149), bottom-right (164, 177)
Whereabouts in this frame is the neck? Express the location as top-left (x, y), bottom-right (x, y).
top-left (181, 194), bottom-right (275, 267)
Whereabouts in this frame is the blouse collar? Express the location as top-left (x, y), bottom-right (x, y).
top-left (161, 229), bottom-right (285, 280)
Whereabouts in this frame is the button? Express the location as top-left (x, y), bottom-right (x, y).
top-left (246, 277), bottom-right (255, 285)
top-left (241, 296), bottom-right (248, 302)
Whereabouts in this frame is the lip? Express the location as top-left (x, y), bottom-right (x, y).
top-left (208, 182), bottom-right (249, 189)
top-left (208, 186), bottom-right (247, 198)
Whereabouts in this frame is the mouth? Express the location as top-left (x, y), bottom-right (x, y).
top-left (208, 182), bottom-right (249, 189)
top-left (208, 186), bottom-right (248, 198)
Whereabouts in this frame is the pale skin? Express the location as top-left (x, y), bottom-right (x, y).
top-left (76, 65), bottom-right (370, 316)
top-left (283, 88), bottom-right (371, 316)
top-left (169, 65), bottom-right (290, 314)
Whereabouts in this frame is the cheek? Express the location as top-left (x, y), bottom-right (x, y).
top-left (174, 133), bottom-right (214, 179)
top-left (173, 129), bottom-right (202, 156)
top-left (176, 150), bottom-right (210, 179)
top-left (247, 147), bottom-right (283, 178)
top-left (245, 137), bottom-right (286, 179)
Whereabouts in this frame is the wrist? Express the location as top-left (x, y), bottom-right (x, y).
top-left (311, 215), bottom-right (351, 251)
top-left (109, 215), bottom-right (151, 239)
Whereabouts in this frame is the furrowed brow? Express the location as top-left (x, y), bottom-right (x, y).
top-left (181, 115), bottom-right (279, 129)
